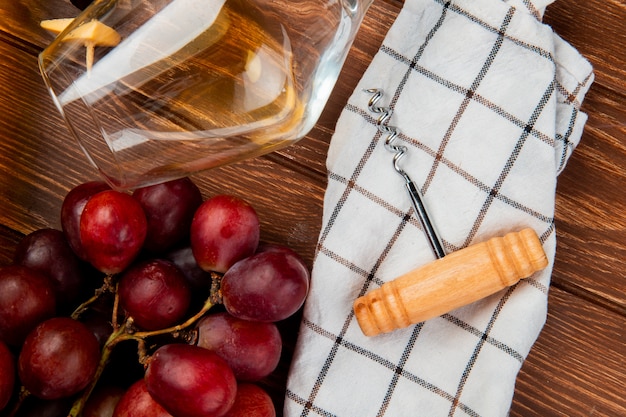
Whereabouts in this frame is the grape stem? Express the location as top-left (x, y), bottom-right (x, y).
top-left (6, 386), bottom-right (30, 417)
top-left (111, 280), bottom-right (121, 330)
top-left (67, 322), bottom-right (127, 417)
top-left (66, 295), bottom-right (216, 417)
top-left (210, 271), bottom-right (223, 304)
top-left (70, 274), bottom-right (116, 320)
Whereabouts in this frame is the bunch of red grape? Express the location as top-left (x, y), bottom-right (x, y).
top-left (0, 177), bottom-right (310, 417)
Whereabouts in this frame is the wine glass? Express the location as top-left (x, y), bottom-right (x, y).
top-left (39, 0), bottom-right (373, 189)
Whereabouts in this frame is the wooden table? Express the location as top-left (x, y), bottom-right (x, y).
top-left (1, 1), bottom-right (624, 416)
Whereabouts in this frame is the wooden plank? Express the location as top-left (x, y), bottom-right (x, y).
top-left (545, 0), bottom-right (626, 308)
top-left (0, 42), bottom-right (99, 234)
top-left (0, 226), bottom-right (23, 266)
top-left (511, 286), bottom-right (626, 416)
top-left (544, 0), bottom-right (626, 93)
top-left (0, 1), bottom-right (79, 50)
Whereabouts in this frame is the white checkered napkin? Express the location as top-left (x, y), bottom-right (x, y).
top-left (284, 0), bottom-right (593, 416)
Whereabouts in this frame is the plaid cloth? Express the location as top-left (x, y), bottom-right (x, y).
top-left (284, 0), bottom-right (593, 416)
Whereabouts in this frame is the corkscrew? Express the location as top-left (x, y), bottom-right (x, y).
top-left (365, 88), bottom-right (446, 259)
top-left (353, 89), bottom-right (549, 337)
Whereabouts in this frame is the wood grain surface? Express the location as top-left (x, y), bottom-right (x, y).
top-left (1, 0), bottom-right (624, 416)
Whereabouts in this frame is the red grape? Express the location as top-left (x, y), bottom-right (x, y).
top-left (61, 181), bottom-right (111, 261)
top-left (196, 312), bottom-right (282, 381)
top-left (83, 385), bottom-right (125, 417)
top-left (18, 317), bottom-right (101, 400)
top-left (118, 259), bottom-right (191, 331)
top-left (221, 251), bottom-right (309, 322)
top-left (13, 228), bottom-right (85, 308)
top-left (0, 339), bottom-right (15, 410)
top-left (0, 265), bottom-right (56, 346)
top-left (223, 383), bottom-right (276, 417)
top-left (133, 177), bottom-right (202, 254)
top-left (112, 379), bottom-right (172, 417)
top-left (145, 344), bottom-right (237, 417)
top-left (190, 195), bottom-right (260, 273)
top-left (80, 190), bottom-right (147, 274)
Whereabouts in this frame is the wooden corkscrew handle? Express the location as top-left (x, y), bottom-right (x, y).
top-left (353, 228), bottom-right (549, 337)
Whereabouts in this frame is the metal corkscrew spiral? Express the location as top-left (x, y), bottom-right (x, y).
top-left (365, 88), bottom-right (446, 259)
